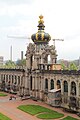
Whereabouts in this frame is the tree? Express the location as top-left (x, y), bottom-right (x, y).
top-left (16, 59), bottom-right (26, 66)
top-left (61, 62), bottom-right (68, 70)
top-left (69, 63), bottom-right (78, 70)
top-left (4, 60), bottom-right (16, 68)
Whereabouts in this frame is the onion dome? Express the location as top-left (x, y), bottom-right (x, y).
top-left (31, 15), bottom-right (51, 44)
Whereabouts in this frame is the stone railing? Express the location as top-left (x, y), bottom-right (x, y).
top-left (40, 69), bottom-right (80, 75)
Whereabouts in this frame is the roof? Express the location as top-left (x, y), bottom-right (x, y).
top-left (49, 89), bottom-right (61, 93)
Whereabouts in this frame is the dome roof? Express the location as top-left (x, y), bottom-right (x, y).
top-left (31, 15), bottom-right (51, 44)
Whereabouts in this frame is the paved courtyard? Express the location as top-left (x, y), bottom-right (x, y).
top-left (0, 93), bottom-right (80, 120)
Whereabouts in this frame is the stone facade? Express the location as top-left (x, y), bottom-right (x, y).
top-left (25, 42), bottom-right (80, 111)
top-left (0, 15), bottom-right (80, 113)
top-left (0, 68), bottom-right (25, 95)
top-left (25, 15), bottom-right (80, 112)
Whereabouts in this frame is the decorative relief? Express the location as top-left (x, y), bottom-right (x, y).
top-left (70, 75), bottom-right (75, 79)
top-left (26, 43), bottom-right (35, 55)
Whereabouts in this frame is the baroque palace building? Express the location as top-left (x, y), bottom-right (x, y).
top-left (0, 15), bottom-right (80, 112)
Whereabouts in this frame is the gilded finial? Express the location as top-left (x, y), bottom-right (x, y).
top-left (39, 15), bottom-right (43, 19)
top-left (38, 15), bottom-right (44, 24)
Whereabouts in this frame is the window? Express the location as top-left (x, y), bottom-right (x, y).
top-left (51, 79), bottom-right (54, 89)
top-left (71, 81), bottom-right (76, 95)
top-left (64, 81), bottom-right (68, 92)
top-left (57, 80), bottom-right (61, 89)
top-left (3, 74), bottom-right (5, 80)
top-left (45, 79), bottom-right (48, 90)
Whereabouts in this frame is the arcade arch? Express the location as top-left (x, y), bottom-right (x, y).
top-left (71, 81), bottom-right (76, 95)
top-left (45, 78), bottom-right (48, 90)
top-left (50, 79), bottom-right (54, 89)
top-left (57, 80), bottom-right (61, 89)
top-left (64, 81), bottom-right (68, 92)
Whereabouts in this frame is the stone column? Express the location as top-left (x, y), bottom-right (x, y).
top-left (54, 78), bottom-right (57, 89)
top-left (25, 75), bottom-right (27, 88)
top-left (41, 76), bottom-right (44, 91)
top-left (26, 75), bottom-right (29, 94)
top-left (61, 80), bottom-right (64, 95)
top-left (35, 76), bottom-right (38, 98)
top-left (41, 77), bottom-right (44, 101)
top-left (32, 77), bottom-right (35, 90)
top-left (48, 79), bottom-right (50, 91)
top-left (36, 76), bottom-right (39, 98)
top-left (19, 76), bottom-right (21, 86)
top-left (35, 76), bottom-right (38, 90)
top-left (43, 78), bottom-right (45, 91)
top-left (45, 65), bottom-right (47, 70)
top-left (51, 57), bottom-right (55, 64)
top-left (28, 76), bottom-right (31, 94)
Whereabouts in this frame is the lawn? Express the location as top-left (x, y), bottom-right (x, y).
top-left (18, 104), bottom-right (64, 119)
top-left (0, 113), bottom-right (11, 120)
top-left (61, 116), bottom-right (79, 120)
top-left (37, 112), bottom-right (64, 119)
top-left (0, 92), bottom-right (7, 97)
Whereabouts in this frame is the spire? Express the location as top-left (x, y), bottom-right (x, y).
top-left (37, 15), bottom-right (45, 30)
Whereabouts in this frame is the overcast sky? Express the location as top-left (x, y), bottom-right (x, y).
top-left (0, 0), bottom-right (80, 61)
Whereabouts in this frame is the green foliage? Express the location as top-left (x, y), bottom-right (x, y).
top-left (61, 116), bottom-right (79, 120)
top-left (4, 60), bottom-right (16, 68)
top-left (37, 112), bottom-right (64, 119)
top-left (0, 92), bottom-right (7, 97)
top-left (0, 113), bottom-right (11, 120)
top-left (69, 62), bottom-right (78, 70)
top-left (18, 104), bottom-right (53, 115)
top-left (16, 59), bottom-right (26, 66)
top-left (61, 62), bottom-right (78, 70)
top-left (61, 62), bottom-right (68, 70)
top-left (18, 104), bottom-right (64, 119)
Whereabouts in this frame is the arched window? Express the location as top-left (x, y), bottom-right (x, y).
top-left (51, 79), bottom-right (54, 89)
top-left (57, 80), bottom-right (61, 89)
top-left (3, 74), bottom-right (5, 80)
top-left (45, 79), bottom-right (48, 90)
top-left (71, 81), bottom-right (76, 95)
top-left (64, 81), bottom-right (68, 92)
